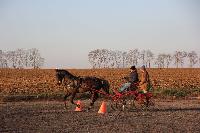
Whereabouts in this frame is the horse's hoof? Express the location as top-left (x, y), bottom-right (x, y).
top-left (87, 107), bottom-right (92, 112)
top-left (64, 104), bottom-right (68, 109)
top-left (86, 109), bottom-right (90, 112)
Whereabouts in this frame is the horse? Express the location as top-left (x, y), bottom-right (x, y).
top-left (55, 69), bottom-right (110, 110)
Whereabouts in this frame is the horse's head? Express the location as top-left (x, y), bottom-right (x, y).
top-left (55, 69), bottom-right (64, 85)
top-left (55, 69), bottom-right (69, 85)
top-left (55, 69), bottom-right (80, 86)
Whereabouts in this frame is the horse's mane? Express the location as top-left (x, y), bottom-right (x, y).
top-left (55, 69), bottom-right (77, 79)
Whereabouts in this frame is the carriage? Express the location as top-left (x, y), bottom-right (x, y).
top-left (93, 82), bottom-right (155, 111)
top-left (55, 69), bottom-right (155, 111)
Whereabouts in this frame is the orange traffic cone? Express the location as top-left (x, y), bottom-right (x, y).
top-left (98, 101), bottom-right (107, 114)
top-left (75, 100), bottom-right (82, 112)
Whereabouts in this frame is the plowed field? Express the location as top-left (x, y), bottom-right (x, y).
top-left (0, 68), bottom-right (200, 97)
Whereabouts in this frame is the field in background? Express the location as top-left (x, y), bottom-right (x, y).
top-left (0, 68), bottom-right (200, 101)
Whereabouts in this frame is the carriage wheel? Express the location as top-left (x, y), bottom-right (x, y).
top-left (146, 96), bottom-right (156, 110)
top-left (110, 99), bottom-right (125, 111)
top-left (124, 99), bottom-right (137, 111)
top-left (110, 96), bottom-right (137, 111)
top-left (110, 92), bottom-right (155, 112)
top-left (133, 93), bottom-right (155, 111)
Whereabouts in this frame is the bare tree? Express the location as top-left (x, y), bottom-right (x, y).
top-left (138, 50), bottom-right (154, 68)
top-left (0, 48), bottom-right (44, 69)
top-left (0, 50), bottom-right (8, 68)
top-left (97, 49), bottom-right (105, 68)
top-left (7, 51), bottom-right (18, 68)
top-left (88, 49), bottom-right (109, 68)
top-left (23, 49), bottom-right (31, 67)
top-left (88, 50), bottom-right (98, 68)
top-left (187, 51), bottom-right (198, 68)
top-left (106, 50), bottom-right (119, 68)
top-left (15, 49), bottom-right (25, 68)
top-left (140, 50), bottom-right (146, 66)
top-left (155, 54), bottom-right (172, 68)
top-left (88, 49), bottom-right (200, 68)
top-left (173, 51), bottom-right (187, 68)
top-left (101, 49), bottom-right (110, 68)
top-left (145, 50), bottom-right (154, 68)
top-left (112, 50), bottom-right (123, 68)
top-left (164, 54), bottom-right (172, 68)
top-left (29, 48), bottom-right (44, 68)
top-left (127, 49), bottom-right (140, 67)
top-left (122, 52), bottom-right (128, 68)
top-left (107, 50), bottom-right (114, 68)
top-left (155, 54), bottom-right (165, 68)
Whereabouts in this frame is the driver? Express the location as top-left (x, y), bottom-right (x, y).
top-left (118, 65), bottom-right (139, 93)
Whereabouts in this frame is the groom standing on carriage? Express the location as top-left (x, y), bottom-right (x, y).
top-left (139, 65), bottom-right (150, 93)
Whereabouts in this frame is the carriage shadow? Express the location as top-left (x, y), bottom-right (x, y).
top-left (148, 107), bottom-right (200, 112)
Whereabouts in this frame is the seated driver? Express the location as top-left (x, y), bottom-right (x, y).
top-left (118, 65), bottom-right (139, 93)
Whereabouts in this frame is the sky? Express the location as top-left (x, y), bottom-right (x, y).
top-left (0, 0), bottom-right (199, 68)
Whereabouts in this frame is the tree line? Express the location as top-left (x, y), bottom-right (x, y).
top-left (88, 49), bottom-right (200, 68)
top-left (0, 48), bottom-right (44, 68)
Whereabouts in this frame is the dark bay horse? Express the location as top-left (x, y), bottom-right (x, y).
top-left (55, 69), bottom-right (110, 110)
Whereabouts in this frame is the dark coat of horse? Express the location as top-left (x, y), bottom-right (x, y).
top-left (55, 69), bottom-right (110, 109)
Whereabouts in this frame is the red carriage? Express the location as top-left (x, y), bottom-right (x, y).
top-left (95, 82), bottom-right (155, 111)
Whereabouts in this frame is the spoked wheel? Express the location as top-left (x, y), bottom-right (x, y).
top-left (109, 91), bottom-right (155, 112)
top-left (133, 93), bottom-right (155, 111)
top-left (110, 96), bottom-right (137, 111)
top-left (145, 96), bottom-right (156, 111)
top-left (124, 99), bottom-right (138, 111)
top-left (110, 99), bottom-right (126, 111)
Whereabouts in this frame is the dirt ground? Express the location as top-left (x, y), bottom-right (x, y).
top-left (0, 99), bottom-right (200, 133)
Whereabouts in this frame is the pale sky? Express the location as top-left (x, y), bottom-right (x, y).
top-left (0, 0), bottom-right (199, 68)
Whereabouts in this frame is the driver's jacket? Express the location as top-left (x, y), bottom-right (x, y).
top-left (128, 70), bottom-right (139, 83)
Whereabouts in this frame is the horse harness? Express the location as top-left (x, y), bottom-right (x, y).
top-left (65, 77), bottom-right (104, 93)
top-left (65, 77), bottom-right (82, 90)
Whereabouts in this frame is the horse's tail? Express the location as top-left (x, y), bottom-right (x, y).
top-left (101, 79), bottom-right (110, 94)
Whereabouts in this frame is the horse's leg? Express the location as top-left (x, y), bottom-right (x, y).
top-left (88, 92), bottom-right (99, 110)
top-left (70, 91), bottom-right (79, 107)
top-left (64, 92), bottom-right (71, 109)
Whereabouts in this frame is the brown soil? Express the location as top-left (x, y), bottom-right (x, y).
top-left (1, 99), bottom-right (200, 133)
